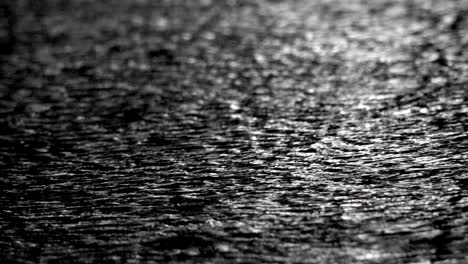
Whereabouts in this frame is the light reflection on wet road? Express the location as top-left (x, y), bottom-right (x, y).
top-left (1, 0), bottom-right (468, 263)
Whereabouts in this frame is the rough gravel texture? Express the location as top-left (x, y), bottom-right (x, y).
top-left (1, 0), bottom-right (468, 263)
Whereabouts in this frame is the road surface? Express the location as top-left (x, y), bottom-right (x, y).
top-left (1, 0), bottom-right (468, 263)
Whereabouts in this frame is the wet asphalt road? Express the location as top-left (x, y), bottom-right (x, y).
top-left (1, 0), bottom-right (468, 263)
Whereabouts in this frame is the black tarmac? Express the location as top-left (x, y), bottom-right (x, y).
top-left (1, 0), bottom-right (468, 263)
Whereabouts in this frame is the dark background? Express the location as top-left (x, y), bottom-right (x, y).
top-left (1, 0), bottom-right (468, 263)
